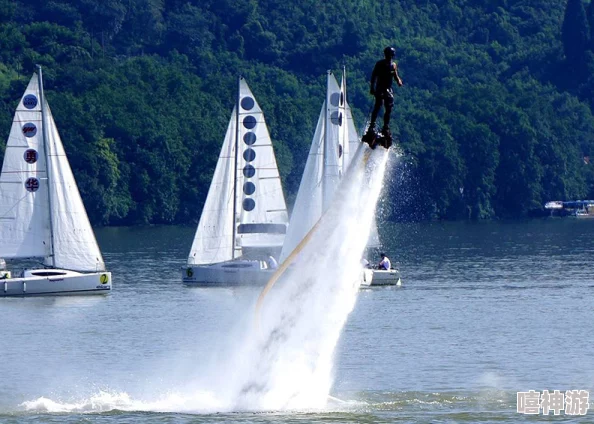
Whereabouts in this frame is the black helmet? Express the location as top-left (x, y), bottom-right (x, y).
top-left (384, 47), bottom-right (396, 58)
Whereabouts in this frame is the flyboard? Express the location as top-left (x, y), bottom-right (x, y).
top-left (361, 125), bottom-right (393, 149)
top-left (255, 140), bottom-right (385, 316)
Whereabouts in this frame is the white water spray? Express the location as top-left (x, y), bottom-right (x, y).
top-left (224, 145), bottom-right (391, 411)
top-left (19, 145), bottom-right (391, 414)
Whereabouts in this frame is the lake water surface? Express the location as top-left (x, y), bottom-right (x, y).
top-left (1, 219), bottom-right (593, 423)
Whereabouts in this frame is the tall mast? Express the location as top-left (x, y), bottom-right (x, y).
top-left (231, 76), bottom-right (241, 260)
top-left (341, 65), bottom-right (347, 172)
top-left (37, 65), bottom-right (55, 267)
top-left (322, 70), bottom-right (331, 212)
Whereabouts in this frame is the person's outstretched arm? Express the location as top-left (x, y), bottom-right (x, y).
top-left (394, 62), bottom-right (403, 87)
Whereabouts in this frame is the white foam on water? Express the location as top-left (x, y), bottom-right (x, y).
top-left (20, 389), bottom-right (226, 414)
top-left (19, 144), bottom-right (391, 415)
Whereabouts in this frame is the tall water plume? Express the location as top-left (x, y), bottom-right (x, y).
top-left (225, 145), bottom-right (391, 410)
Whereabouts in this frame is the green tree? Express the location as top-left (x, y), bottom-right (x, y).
top-left (1, 0), bottom-right (594, 225)
top-left (492, 106), bottom-right (543, 217)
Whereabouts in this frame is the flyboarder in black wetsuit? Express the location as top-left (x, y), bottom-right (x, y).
top-left (363, 47), bottom-right (403, 149)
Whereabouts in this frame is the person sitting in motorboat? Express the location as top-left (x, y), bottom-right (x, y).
top-left (0, 258), bottom-right (8, 279)
top-left (378, 253), bottom-right (391, 270)
top-left (267, 255), bottom-right (279, 270)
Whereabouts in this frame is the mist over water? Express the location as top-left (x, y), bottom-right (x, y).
top-left (17, 146), bottom-right (391, 414)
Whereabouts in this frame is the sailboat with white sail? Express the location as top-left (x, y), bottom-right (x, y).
top-left (0, 67), bottom-right (111, 296)
top-left (183, 77), bottom-right (289, 286)
top-left (280, 70), bottom-right (400, 286)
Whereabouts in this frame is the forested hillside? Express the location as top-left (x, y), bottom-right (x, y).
top-left (1, 0), bottom-right (593, 224)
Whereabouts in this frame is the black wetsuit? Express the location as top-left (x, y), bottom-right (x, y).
top-left (370, 59), bottom-right (397, 130)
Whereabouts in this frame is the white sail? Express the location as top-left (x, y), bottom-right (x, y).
top-left (345, 103), bottom-right (359, 168)
top-left (236, 79), bottom-right (288, 249)
top-left (188, 78), bottom-right (288, 265)
top-left (342, 74), bottom-right (381, 248)
top-left (187, 110), bottom-right (237, 265)
top-left (342, 70), bottom-right (359, 170)
top-left (279, 104), bottom-right (325, 262)
top-left (281, 72), bottom-right (350, 262)
top-left (44, 103), bottom-right (105, 271)
top-left (0, 72), bottom-right (105, 272)
top-left (0, 75), bottom-right (51, 259)
top-left (280, 70), bottom-right (383, 262)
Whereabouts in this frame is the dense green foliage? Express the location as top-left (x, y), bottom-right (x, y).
top-left (1, 0), bottom-right (593, 223)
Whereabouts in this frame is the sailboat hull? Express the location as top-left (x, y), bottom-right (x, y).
top-left (361, 269), bottom-right (402, 287)
top-left (184, 261), bottom-right (379, 288)
top-left (0, 270), bottom-right (111, 297)
top-left (182, 261), bottom-right (275, 287)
